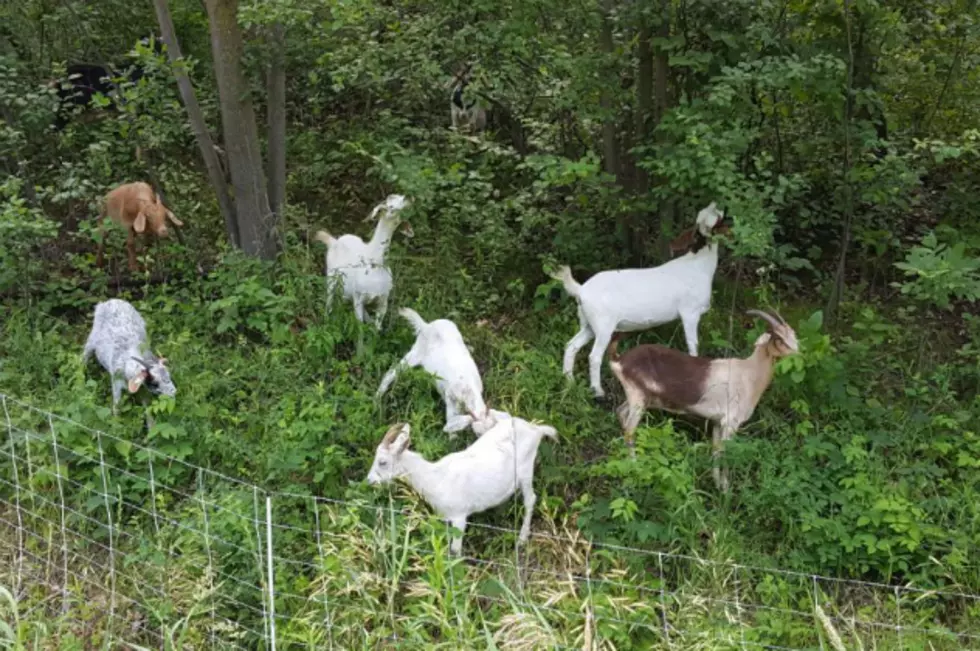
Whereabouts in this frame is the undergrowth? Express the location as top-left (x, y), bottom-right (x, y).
top-left (0, 243), bottom-right (978, 648)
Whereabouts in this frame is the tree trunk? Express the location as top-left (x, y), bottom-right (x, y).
top-left (598, 0), bottom-right (621, 180)
top-left (827, 0), bottom-right (855, 321)
top-left (205, 0), bottom-right (277, 259)
top-left (266, 22), bottom-right (287, 223)
top-left (653, 1), bottom-right (670, 129)
top-left (152, 0), bottom-right (239, 248)
top-left (653, 0), bottom-right (675, 257)
top-left (635, 19), bottom-right (653, 197)
top-left (851, 14), bottom-right (887, 143)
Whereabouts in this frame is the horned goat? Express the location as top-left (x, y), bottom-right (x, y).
top-left (376, 307), bottom-right (497, 435)
top-left (549, 202), bottom-right (729, 398)
top-left (95, 181), bottom-right (183, 272)
top-left (314, 194), bottom-right (413, 329)
top-left (448, 63), bottom-right (487, 133)
top-left (366, 418), bottom-right (557, 554)
top-left (608, 309), bottom-right (799, 492)
top-left (82, 298), bottom-right (176, 413)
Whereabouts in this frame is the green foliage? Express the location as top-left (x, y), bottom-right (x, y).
top-left (0, 177), bottom-right (59, 291)
top-left (1, 0), bottom-right (980, 645)
top-left (894, 229), bottom-right (980, 309)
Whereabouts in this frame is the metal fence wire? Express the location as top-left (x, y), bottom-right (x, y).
top-left (0, 393), bottom-right (978, 650)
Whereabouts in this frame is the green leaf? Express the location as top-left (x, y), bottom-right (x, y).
top-left (114, 440), bottom-right (132, 458)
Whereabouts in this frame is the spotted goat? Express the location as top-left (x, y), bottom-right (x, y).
top-left (607, 309), bottom-right (799, 492)
top-left (82, 298), bottom-right (176, 412)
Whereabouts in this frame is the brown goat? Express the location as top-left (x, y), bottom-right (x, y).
top-left (95, 182), bottom-right (183, 271)
top-left (607, 309), bottom-right (799, 492)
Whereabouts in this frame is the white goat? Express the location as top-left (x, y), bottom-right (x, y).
top-left (314, 194), bottom-right (413, 328)
top-left (608, 309), bottom-right (799, 491)
top-left (377, 307), bottom-right (496, 435)
top-left (550, 202), bottom-right (729, 398)
top-left (82, 298), bottom-right (176, 413)
top-left (366, 418), bottom-right (557, 554)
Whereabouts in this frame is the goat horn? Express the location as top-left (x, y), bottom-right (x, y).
top-left (381, 423), bottom-right (406, 446)
top-left (746, 309), bottom-right (782, 331)
top-left (768, 309), bottom-right (788, 325)
top-left (131, 356), bottom-right (152, 371)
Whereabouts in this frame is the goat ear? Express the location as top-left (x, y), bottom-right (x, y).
top-left (133, 210), bottom-right (147, 233)
top-left (669, 228), bottom-right (695, 255)
top-left (166, 210), bottom-right (183, 227)
top-left (392, 430), bottom-right (411, 454)
top-left (127, 371), bottom-right (147, 393)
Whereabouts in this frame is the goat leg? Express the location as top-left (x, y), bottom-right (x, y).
top-left (712, 424), bottom-right (733, 493)
top-left (448, 516), bottom-right (467, 555)
top-left (373, 293), bottom-right (389, 330)
top-left (519, 481), bottom-right (536, 543)
top-left (95, 208), bottom-right (107, 268)
top-left (126, 230), bottom-right (138, 272)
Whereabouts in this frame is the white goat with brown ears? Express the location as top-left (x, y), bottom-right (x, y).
top-left (376, 307), bottom-right (497, 436)
top-left (314, 194), bottom-right (413, 328)
top-left (366, 418), bottom-right (556, 555)
top-left (607, 309), bottom-right (799, 492)
top-left (550, 202), bottom-right (729, 398)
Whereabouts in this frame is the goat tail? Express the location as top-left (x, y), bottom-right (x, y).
top-left (548, 265), bottom-right (582, 299)
top-left (536, 424), bottom-right (558, 441)
top-left (607, 333), bottom-right (623, 363)
top-left (314, 230), bottom-right (335, 247)
top-left (397, 307), bottom-right (428, 333)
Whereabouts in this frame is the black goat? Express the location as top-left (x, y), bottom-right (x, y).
top-left (53, 64), bottom-right (117, 129)
top-left (52, 36), bottom-right (164, 130)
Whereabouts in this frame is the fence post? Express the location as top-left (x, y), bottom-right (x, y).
top-left (3, 396), bottom-right (25, 598)
top-left (48, 416), bottom-right (70, 615)
top-left (266, 495), bottom-right (277, 651)
top-left (254, 487), bottom-right (270, 645)
top-left (734, 564), bottom-right (747, 650)
top-left (95, 428), bottom-right (117, 639)
top-left (197, 469), bottom-right (215, 648)
top-left (658, 551), bottom-right (670, 648)
top-left (895, 586), bottom-right (904, 650)
top-left (312, 497), bottom-right (334, 650)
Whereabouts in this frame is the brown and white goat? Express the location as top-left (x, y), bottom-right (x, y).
top-left (95, 181), bottom-right (183, 272)
top-left (607, 309), bottom-right (799, 492)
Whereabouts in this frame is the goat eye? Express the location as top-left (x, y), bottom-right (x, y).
top-left (379, 460), bottom-right (388, 467)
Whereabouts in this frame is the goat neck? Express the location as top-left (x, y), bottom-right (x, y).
top-left (688, 238), bottom-right (720, 270)
top-left (394, 450), bottom-right (444, 510)
top-left (737, 337), bottom-right (779, 405)
top-left (367, 213), bottom-right (400, 257)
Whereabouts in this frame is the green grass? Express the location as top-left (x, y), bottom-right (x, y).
top-left (0, 247), bottom-right (978, 648)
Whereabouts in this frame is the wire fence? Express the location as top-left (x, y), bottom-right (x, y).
top-left (0, 392), bottom-right (978, 650)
